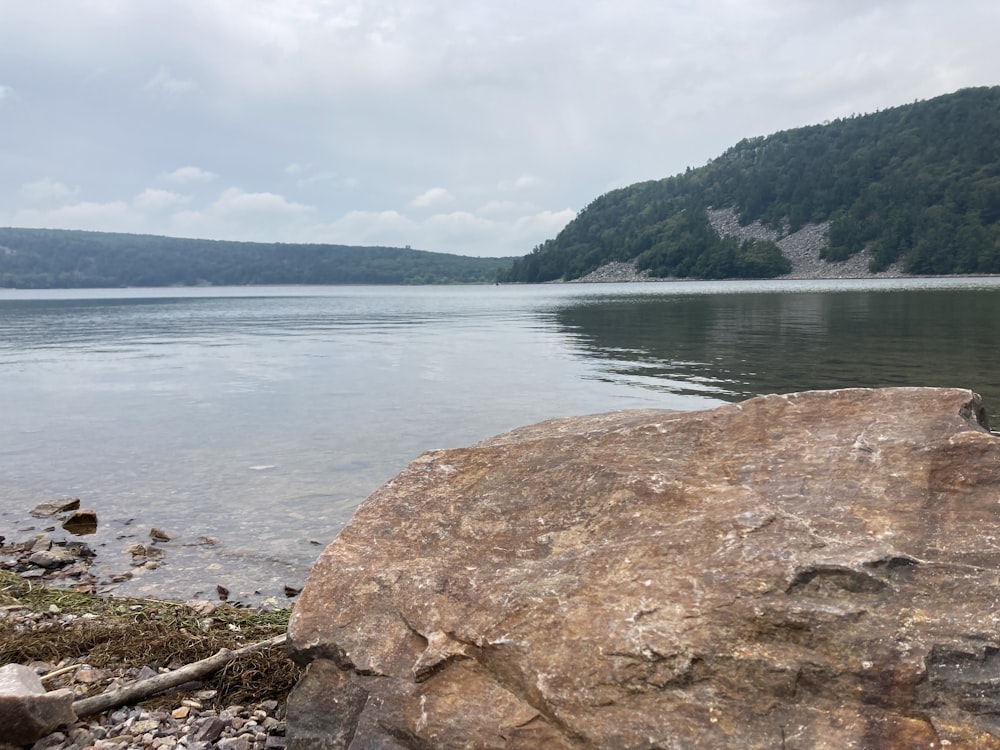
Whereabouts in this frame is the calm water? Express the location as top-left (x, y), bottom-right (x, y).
top-left (1, 278), bottom-right (998, 603)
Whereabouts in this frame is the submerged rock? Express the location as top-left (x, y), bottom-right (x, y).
top-left (61, 508), bottom-right (98, 535)
top-left (288, 387), bottom-right (1000, 749)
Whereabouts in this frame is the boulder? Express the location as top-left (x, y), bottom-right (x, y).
top-left (0, 664), bottom-right (76, 745)
top-left (287, 388), bottom-right (1000, 749)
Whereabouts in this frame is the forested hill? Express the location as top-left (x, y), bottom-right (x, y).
top-left (0, 228), bottom-right (514, 287)
top-left (502, 86), bottom-right (1000, 282)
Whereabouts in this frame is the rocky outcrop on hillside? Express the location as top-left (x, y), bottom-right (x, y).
top-left (571, 208), bottom-right (905, 282)
top-left (707, 206), bottom-right (904, 279)
top-left (287, 387), bottom-right (1000, 749)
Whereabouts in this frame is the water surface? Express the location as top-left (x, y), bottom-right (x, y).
top-left (1, 279), bottom-right (998, 602)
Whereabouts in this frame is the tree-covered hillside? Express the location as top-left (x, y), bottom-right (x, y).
top-left (502, 86), bottom-right (1000, 282)
top-left (0, 228), bottom-right (513, 288)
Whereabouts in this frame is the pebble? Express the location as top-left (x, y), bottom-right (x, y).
top-left (26, 700), bottom-right (287, 750)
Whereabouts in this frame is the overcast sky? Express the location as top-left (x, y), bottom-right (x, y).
top-left (0, 1), bottom-right (997, 257)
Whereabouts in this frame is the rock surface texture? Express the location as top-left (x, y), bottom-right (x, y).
top-left (288, 388), bottom-right (1000, 749)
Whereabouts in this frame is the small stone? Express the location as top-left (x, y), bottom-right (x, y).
top-left (59, 561), bottom-right (91, 577)
top-left (61, 509), bottom-right (98, 535)
top-left (192, 716), bottom-right (228, 743)
top-left (28, 549), bottom-right (76, 568)
top-left (30, 536), bottom-right (52, 552)
top-left (69, 727), bottom-right (96, 747)
top-left (283, 584), bottom-right (301, 598)
top-left (136, 666), bottom-right (158, 681)
top-left (132, 718), bottom-right (161, 733)
top-left (30, 498), bottom-right (80, 518)
top-left (74, 667), bottom-right (106, 684)
top-left (217, 736), bottom-right (251, 750)
top-left (185, 599), bottom-right (217, 616)
top-left (172, 705), bottom-right (190, 719)
top-left (149, 528), bottom-right (172, 542)
top-left (28, 730), bottom-right (67, 749)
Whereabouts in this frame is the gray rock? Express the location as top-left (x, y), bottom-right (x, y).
top-left (191, 715), bottom-right (228, 743)
top-left (29, 498), bottom-right (80, 519)
top-left (0, 664), bottom-right (76, 745)
top-left (27, 549), bottom-right (77, 569)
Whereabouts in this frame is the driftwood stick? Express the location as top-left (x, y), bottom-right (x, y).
top-left (72, 633), bottom-right (287, 717)
top-left (40, 663), bottom-right (82, 683)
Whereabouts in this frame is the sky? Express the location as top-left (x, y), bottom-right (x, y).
top-left (1, 1), bottom-right (998, 258)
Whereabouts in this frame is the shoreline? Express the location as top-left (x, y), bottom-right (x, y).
top-left (1, 569), bottom-right (295, 749)
top-left (566, 263), bottom-right (1000, 284)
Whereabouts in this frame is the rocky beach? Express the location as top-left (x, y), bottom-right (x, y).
top-left (1, 500), bottom-right (298, 749)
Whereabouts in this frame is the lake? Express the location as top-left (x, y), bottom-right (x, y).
top-left (1, 278), bottom-right (998, 603)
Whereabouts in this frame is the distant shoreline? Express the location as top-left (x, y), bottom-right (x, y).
top-left (564, 260), bottom-right (1000, 284)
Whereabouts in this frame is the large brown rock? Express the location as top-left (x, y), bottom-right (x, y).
top-left (287, 388), bottom-right (1000, 749)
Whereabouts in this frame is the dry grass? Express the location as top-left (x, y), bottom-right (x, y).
top-left (0, 570), bottom-right (300, 707)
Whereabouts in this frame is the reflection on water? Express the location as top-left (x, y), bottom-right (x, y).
top-left (550, 285), bottom-right (1000, 426)
top-left (1, 280), bottom-right (998, 602)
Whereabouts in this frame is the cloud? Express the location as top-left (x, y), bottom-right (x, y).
top-left (210, 187), bottom-right (313, 217)
top-left (19, 178), bottom-right (79, 203)
top-left (410, 187), bottom-right (454, 208)
top-left (475, 200), bottom-right (526, 218)
top-left (0, 84), bottom-right (14, 103)
top-left (4, 201), bottom-right (140, 233)
top-left (145, 65), bottom-right (197, 95)
top-left (303, 204), bottom-right (574, 256)
top-left (296, 172), bottom-right (351, 189)
top-left (513, 209), bottom-right (577, 235)
top-left (497, 175), bottom-right (540, 192)
top-left (133, 188), bottom-right (189, 212)
top-left (161, 167), bottom-right (218, 184)
top-left (168, 187), bottom-right (315, 241)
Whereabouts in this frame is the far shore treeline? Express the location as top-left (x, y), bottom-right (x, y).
top-left (0, 229), bottom-right (515, 288)
top-left (3, 86), bottom-right (1000, 288)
